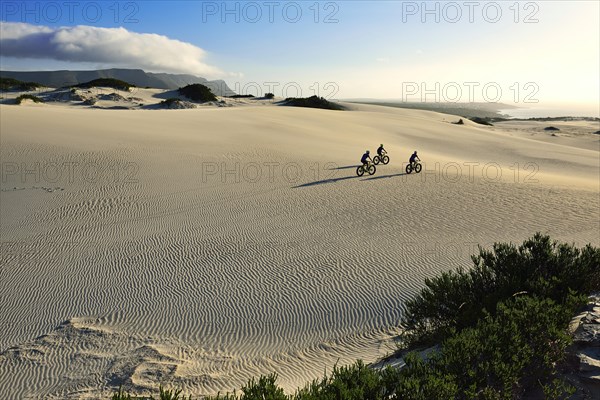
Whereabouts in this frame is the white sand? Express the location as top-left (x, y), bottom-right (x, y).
top-left (0, 99), bottom-right (598, 399)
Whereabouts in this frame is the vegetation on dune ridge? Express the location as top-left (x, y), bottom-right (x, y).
top-left (73, 78), bottom-right (135, 91)
top-left (160, 98), bottom-right (183, 106)
top-left (228, 94), bottom-right (255, 98)
top-left (112, 385), bottom-right (193, 400)
top-left (158, 97), bottom-right (199, 109)
top-left (399, 233), bottom-right (599, 347)
top-left (1, 77), bottom-right (41, 91)
top-left (178, 83), bottom-right (218, 102)
top-left (468, 116), bottom-right (494, 126)
top-left (15, 94), bottom-right (44, 104)
top-left (227, 93), bottom-right (275, 99)
top-left (110, 233), bottom-right (598, 399)
top-left (284, 95), bottom-right (345, 110)
top-left (0, 77), bottom-right (43, 91)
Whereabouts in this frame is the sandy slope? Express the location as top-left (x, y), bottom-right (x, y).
top-left (0, 102), bottom-right (598, 399)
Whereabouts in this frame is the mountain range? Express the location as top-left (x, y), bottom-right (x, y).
top-left (0, 68), bottom-right (236, 96)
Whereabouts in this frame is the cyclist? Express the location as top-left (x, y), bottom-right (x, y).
top-left (409, 151), bottom-right (420, 166)
top-left (361, 150), bottom-right (372, 167)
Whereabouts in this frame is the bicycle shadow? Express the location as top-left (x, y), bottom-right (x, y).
top-left (292, 174), bottom-right (360, 188)
top-left (361, 172), bottom-right (408, 181)
top-left (327, 165), bottom-right (358, 170)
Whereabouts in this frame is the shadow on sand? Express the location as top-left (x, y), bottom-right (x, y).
top-left (152, 89), bottom-right (180, 100)
top-left (361, 172), bottom-right (407, 181)
top-left (292, 174), bottom-right (360, 188)
top-left (327, 165), bottom-right (359, 170)
top-left (293, 170), bottom-right (409, 188)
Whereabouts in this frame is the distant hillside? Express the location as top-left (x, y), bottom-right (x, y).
top-left (0, 69), bottom-right (236, 96)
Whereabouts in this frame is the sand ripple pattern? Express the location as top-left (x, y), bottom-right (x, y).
top-left (1, 106), bottom-right (598, 398)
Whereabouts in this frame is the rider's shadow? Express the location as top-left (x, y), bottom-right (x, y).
top-left (292, 174), bottom-right (360, 188)
top-left (361, 172), bottom-right (407, 181)
top-left (327, 165), bottom-right (358, 170)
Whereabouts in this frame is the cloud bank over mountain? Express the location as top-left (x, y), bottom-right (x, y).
top-left (0, 22), bottom-right (222, 78)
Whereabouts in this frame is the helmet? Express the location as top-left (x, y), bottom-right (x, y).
top-left (413, 151), bottom-right (418, 154)
top-left (380, 144), bottom-right (383, 147)
top-left (366, 150), bottom-right (370, 154)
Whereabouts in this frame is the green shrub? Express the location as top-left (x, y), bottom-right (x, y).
top-left (240, 374), bottom-right (287, 400)
top-left (283, 96), bottom-right (344, 111)
top-left (228, 94), bottom-right (255, 99)
top-left (295, 360), bottom-right (392, 400)
top-left (178, 84), bottom-right (217, 102)
top-left (392, 352), bottom-right (459, 399)
top-left (160, 98), bottom-right (182, 106)
top-left (393, 294), bottom-right (580, 399)
top-left (15, 94), bottom-right (43, 104)
top-left (206, 374), bottom-right (286, 400)
top-left (157, 386), bottom-right (192, 400)
top-left (399, 233), bottom-right (599, 346)
top-left (265, 93), bottom-right (275, 99)
top-left (111, 386), bottom-right (143, 400)
top-left (111, 385), bottom-right (192, 400)
top-left (468, 116), bottom-right (494, 126)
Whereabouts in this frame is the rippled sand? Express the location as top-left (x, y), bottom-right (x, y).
top-left (1, 103), bottom-right (598, 399)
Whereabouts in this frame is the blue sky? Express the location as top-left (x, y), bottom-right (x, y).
top-left (1, 1), bottom-right (599, 109)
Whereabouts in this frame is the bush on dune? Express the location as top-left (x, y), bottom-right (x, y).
top-left (295, 361), bottom-right (392, 400)
top-left (395, 295), bottom-right (579, 399)
top-left (15, 94), bottom-right (43, 104)
top-left (160, 98), bottom-right (182, 106)
top-left (112, 385), bottom-right (192, 400)
top-left (178, 83), bottom-right (218, 102)
top-left (228, 94), bottom-right (255, 99)
top-left (468, 116), bottom-right (494, 126)
top-left (283, 96), bottom-right (344, 111)
top-left (399, 233), bottom-right (599, 347)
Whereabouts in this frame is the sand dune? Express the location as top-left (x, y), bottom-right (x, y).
top-left (0, 87), bottom-right (277, 110)
top-left (0, 102), bottom-right (598, 398)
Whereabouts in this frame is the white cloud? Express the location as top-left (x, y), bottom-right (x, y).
top-left (0, 22), bottom-right (223, 77)
top-left (226, 71), bottom-right (245, 79)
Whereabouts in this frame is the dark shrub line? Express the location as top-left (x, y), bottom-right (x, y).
top-left (16, 94), bottom-right (43, 104)
top-left (1, 77), bottom-right (43, 91)
top-left (283, 95), bottom-right (345, 111)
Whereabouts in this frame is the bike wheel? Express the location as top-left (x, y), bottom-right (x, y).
top-left (373, 156), bottom-right (380, 165)
top-left (415, 163), bottom-right (422, 173)
top-left (382, 156), bottom-right (390, 165)
top-left (356, 166), bottom-right (365, 177)
top-left (405, 164), bottom-right (413, 174)
top-left (368, 165), bottom-right (376, 175)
